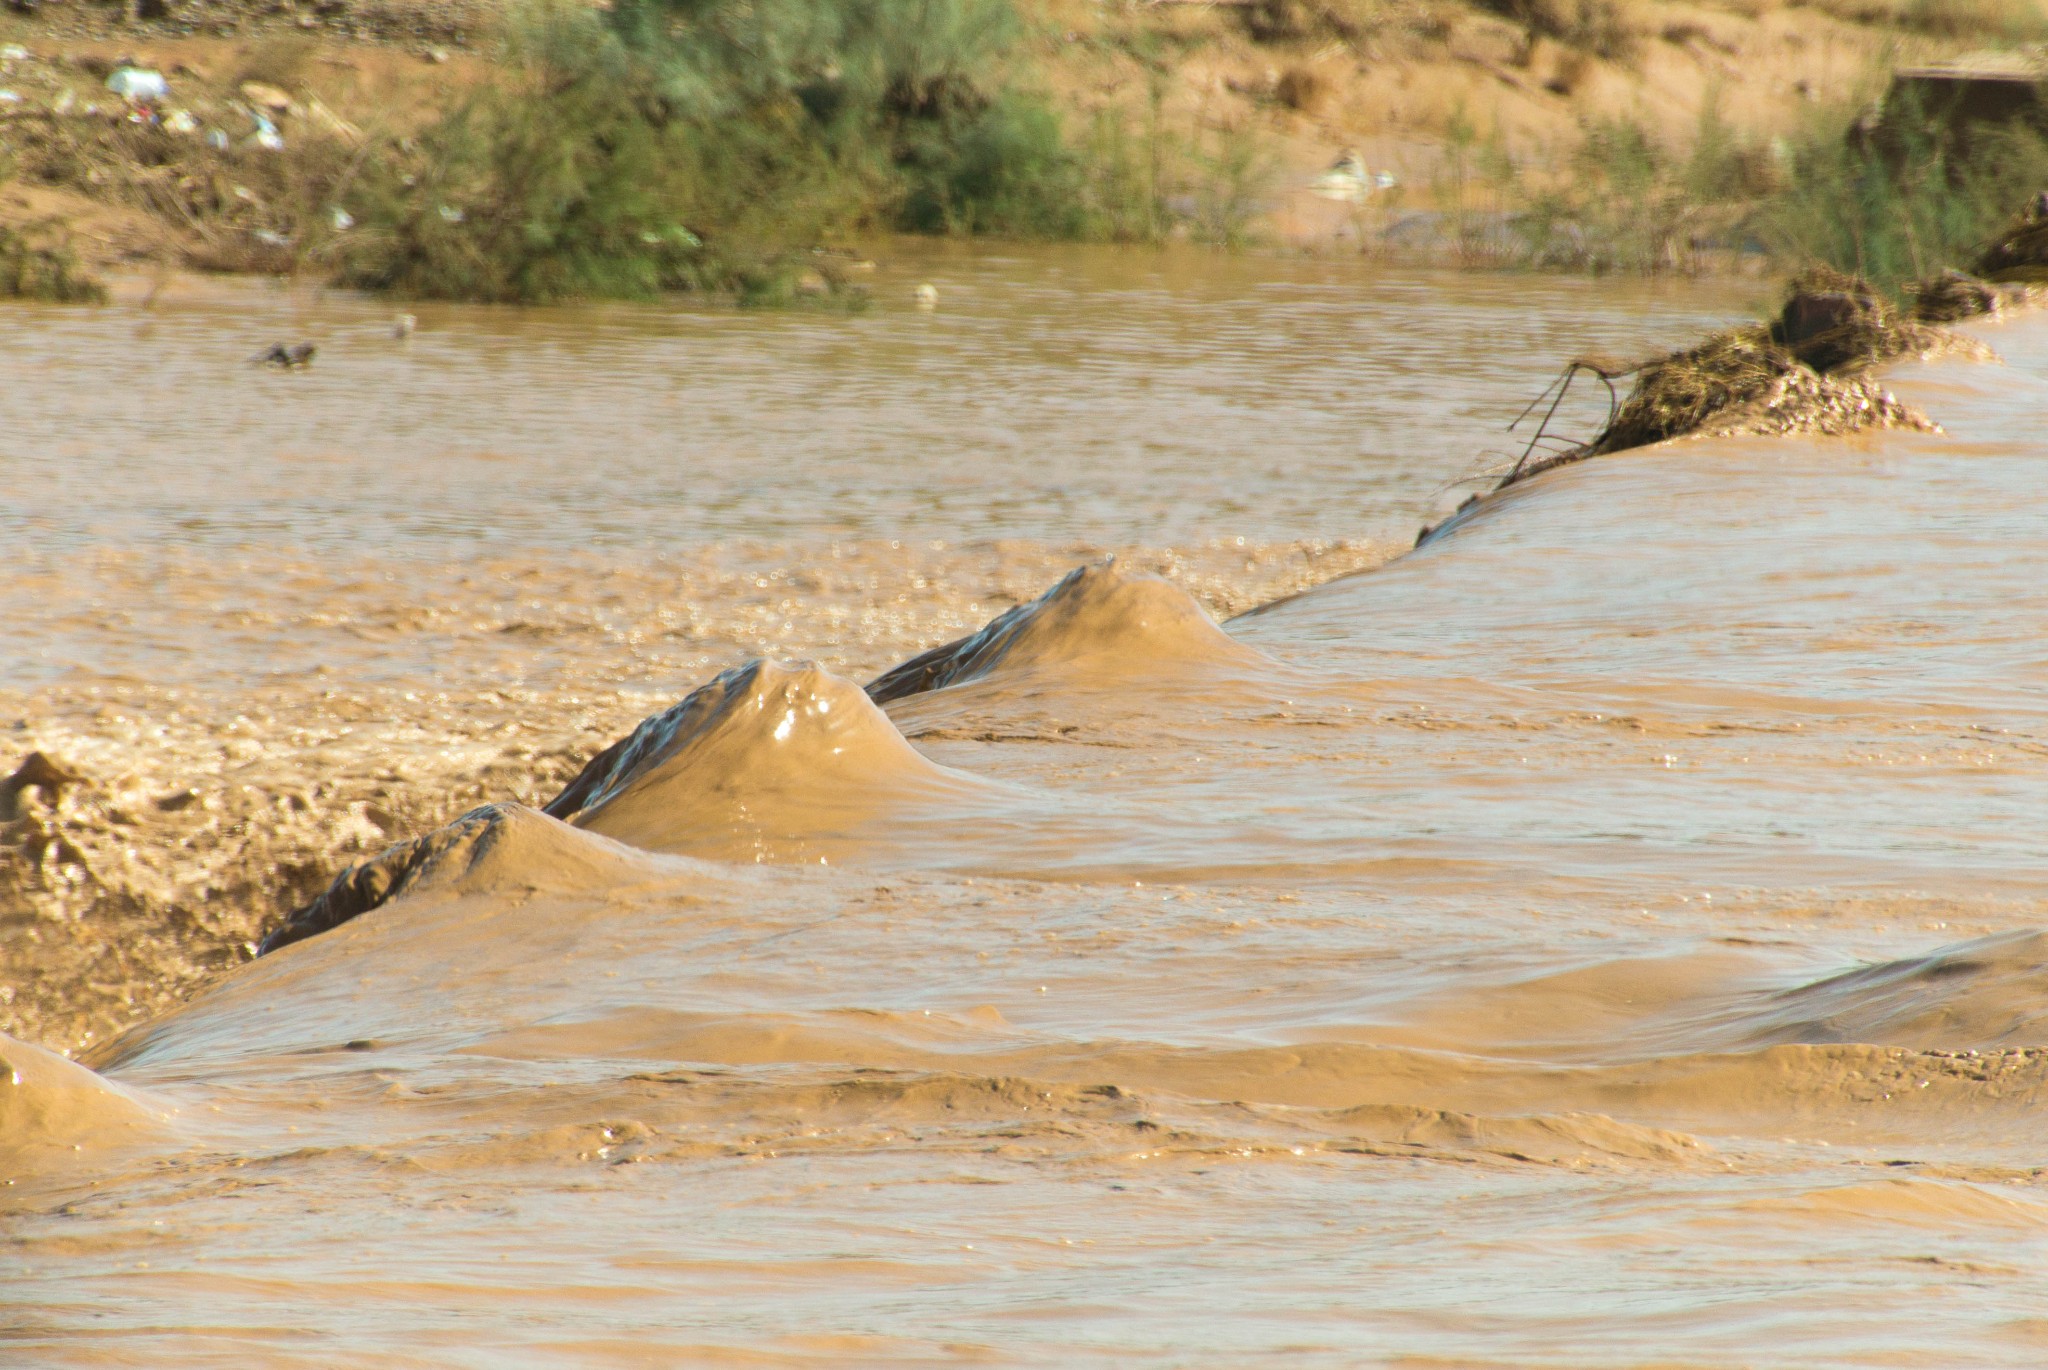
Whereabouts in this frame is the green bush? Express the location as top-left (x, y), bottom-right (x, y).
top-left (1755, 95), bottom-right (2048, 290)
top-left (334, 0), bottom-right (1273, 302)
top-left (895, 90), bottom-right (1091, 235)
top-left (337, 2), bottom-right (878, 302)
top-left (0, 222), bottom-right (108, 304)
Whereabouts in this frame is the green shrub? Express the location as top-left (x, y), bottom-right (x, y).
top-left (337, 2), bottom-right (878, 302)
top-left (0, 222), bottom-right (108, 304)
top-left (335, 0), bottom-right (1277, 302)
top-left (620, 0), bottom-right (1107, 241)
top-left (1755, 95), bottom-right (2048, 290)
top-left (895, 90), bottom-right (1091, 235)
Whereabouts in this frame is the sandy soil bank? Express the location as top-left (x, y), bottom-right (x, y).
top-left (0, 0), bottom-right (2023, 269)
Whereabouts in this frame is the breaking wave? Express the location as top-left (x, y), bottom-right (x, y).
top-left (867, 559), bottom-right (1276, 702)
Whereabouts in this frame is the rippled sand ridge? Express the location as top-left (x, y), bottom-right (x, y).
top-left (8, 248), bottom-right (2048, 1367)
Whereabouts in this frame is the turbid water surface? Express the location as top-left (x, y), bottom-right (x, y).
top-left (12, 248), bottom-right (2048, 1367)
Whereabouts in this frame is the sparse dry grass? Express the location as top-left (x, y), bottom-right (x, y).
top-left (1472, 0), bottom-right (1647, 61)
top-left (229, 33), bottom-right (324, 89)
top-left (1237, 0), bottom-right (1393, 44)
top-left (1275, 63), bottom-right (1330, 112)
top-left (4, 110), bottom-right (368, 279)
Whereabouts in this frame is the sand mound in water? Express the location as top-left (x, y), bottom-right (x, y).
top-left (866, 560), bottom-right (1274, 703)
top-left (543, 659), bottom-right (985, 857)
top-left (1738, 931), bottom-right (2048, 1052)
top-left (260, 802), bottom-right (648, 955)
top-left (0, 1032), bottom-right (173, 1166)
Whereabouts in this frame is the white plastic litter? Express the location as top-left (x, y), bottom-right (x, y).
top-left (105, 68), bottom-right (169, 104)
top-left (163, 109), bottom-right (198, 135)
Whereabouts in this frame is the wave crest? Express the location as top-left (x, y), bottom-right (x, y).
top-left (259, 802), bottom-right (645, 955)
top-left (544, 659), bottom-right (983, 855)
top-left (867, 560), bottom-right (1272, 703)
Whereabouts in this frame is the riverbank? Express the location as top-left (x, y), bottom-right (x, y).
top-left (3, 0), bottom-right (2044, 292)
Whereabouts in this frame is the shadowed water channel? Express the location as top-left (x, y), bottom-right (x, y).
top-left (7, 249), bottom-right (2048, 1368)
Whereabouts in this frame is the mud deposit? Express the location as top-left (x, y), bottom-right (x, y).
top-left (15, 250), bottom-right (2048, 1366)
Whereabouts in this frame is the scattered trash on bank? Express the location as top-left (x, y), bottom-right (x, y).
top-left (1311, 148), bottom-right (1397, 204)
top-left (104, 67), bottom-right (168, 105)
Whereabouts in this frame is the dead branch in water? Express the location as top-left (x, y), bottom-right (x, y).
top-left (1504, 357), bottom-right (1628, 483)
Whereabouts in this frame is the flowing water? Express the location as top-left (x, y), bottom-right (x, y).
top-left (8, 246), bottom-right (2048, 1367)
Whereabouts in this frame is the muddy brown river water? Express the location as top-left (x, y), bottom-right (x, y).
top-left (7, 246), bottom-right (2048, 1367)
